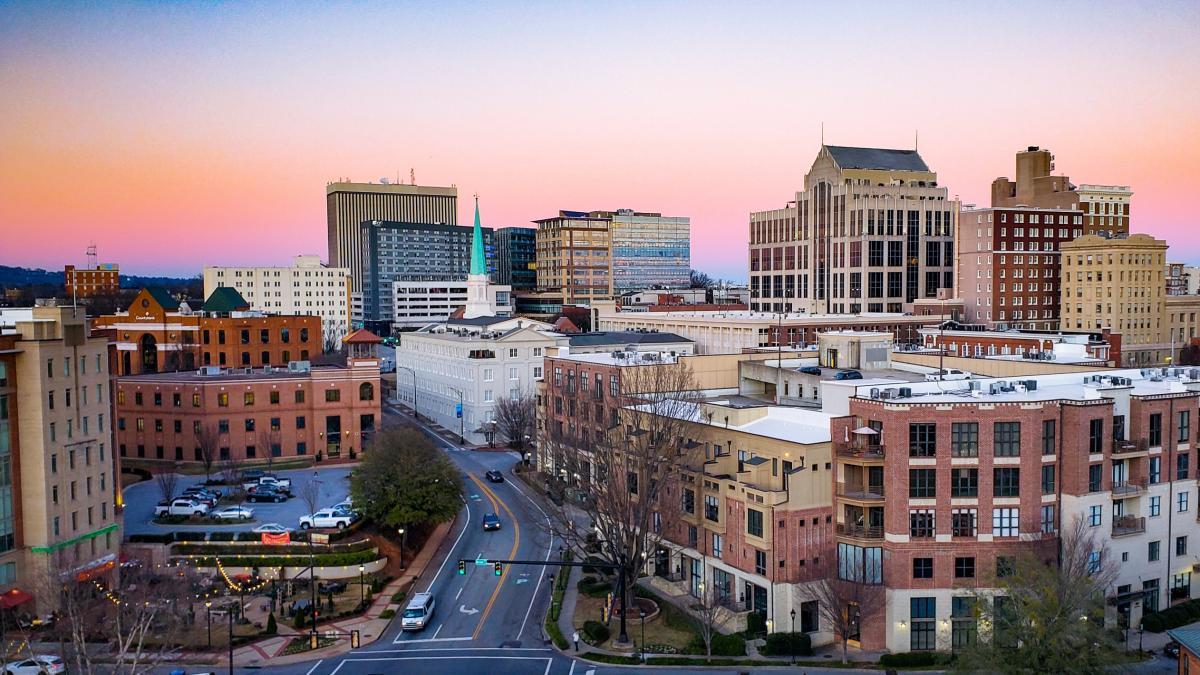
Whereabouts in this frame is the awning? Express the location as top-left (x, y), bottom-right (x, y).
top-left (853, 426), bottom-right (879, 435)
top-left (0, 588), bottom-right (33, 609)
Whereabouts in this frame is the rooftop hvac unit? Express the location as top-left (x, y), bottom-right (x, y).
top-left (198, 366), bottom-right (222, 376)
top-left (879, 390), bottom-right (892, 400)
top-left (968, 380), bottom-right (981, 391)
top-left (898, 387), bottom-right (912, 398)
top-left (989, 383), bottom-right (1001, 395)
top-left (1025, 380), bottom-right (1038, 391)
top-left (1191, 369), bottom-right (1200, 380)
top-left (869, 388), bottom-right (881, 399)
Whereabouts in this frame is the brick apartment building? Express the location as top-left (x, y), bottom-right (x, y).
top-left (94, 287), bottom-right (321, 375)
top-left (917, 325), bottom-right (1117, 366)
top-left (64, 263), bottom-right (119, 299)
top-left (114, 347), bottom-right (380, 464)
top-left (991, 146), bottom-right (1131, 239)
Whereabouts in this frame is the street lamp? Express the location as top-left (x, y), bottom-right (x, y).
top-left (489, 420), bottom-right (497, 448)
top-left (205, 600), bottom-right (212, 648)
top-left (397, 527), bottom-right (407, 569)
top-left (227, 601), bottom-right (234, 675)
top-left (358, 564), bottom-right (365, 608)
top-left (790, 608), bottom-right (797, 664)
top-left (448, 386), bottom-right (465, 444)
top-left (395, 366), bottom-right (419, 420)
top-left (639, 609), bottom-right (647, 662)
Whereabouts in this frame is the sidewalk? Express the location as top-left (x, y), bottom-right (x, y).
top-left (227, 517), bottom-right (454, 668)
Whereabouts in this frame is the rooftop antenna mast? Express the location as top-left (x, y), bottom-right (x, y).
top-left (915, 129), bottom-right (919, 151)
top-left (410, 168), bottom-right (416, 185)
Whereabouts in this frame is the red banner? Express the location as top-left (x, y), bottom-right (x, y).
top-left (261, 532), bottom-right (291, 545)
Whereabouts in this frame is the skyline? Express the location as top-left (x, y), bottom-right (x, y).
top-left (2, 1), bottom-right (1199, 281)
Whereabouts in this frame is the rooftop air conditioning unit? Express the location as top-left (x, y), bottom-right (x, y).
top-left (869, 388), bottom-right (880, 399)
top-left (968, 380), bottom-right (981, 391)
top-left (198, 366), bottom-right (222, 376)
top-left (879, 390), bottom-right (892, 400)
top-left (1190, 369), bottom-right (1200, 380)
top-left (898, 387), bottom-right (912, 398)
top-left (1025, 380), bottom-right (1038, 391)
top-left (989, 383), bottom-right (1001, 395)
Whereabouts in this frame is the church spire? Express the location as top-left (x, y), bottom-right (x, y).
top-left (470, 195), bottom-right (486, 277)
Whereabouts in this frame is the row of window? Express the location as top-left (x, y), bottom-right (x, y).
top-left (119, 383), bottom-right (373, 408)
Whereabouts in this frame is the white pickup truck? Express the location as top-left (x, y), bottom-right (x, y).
top-left (925, 368), bottom-right (972, 382)
top-left (155, 499), bottom-right (209, 518)
top-left (242, 475), bottom-right (292, 494)
top-left (299, 509), bottom-right (355, 530)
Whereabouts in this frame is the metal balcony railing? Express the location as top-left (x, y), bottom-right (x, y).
top-left (1112, 478), bottom-right (1148, 497)
top-left (835, 442), bottom-right (886, 461)
top-left (1112, 515), bottom-right (1146, 537)
top-left (835, 523), bottom-right (884, 540)
top-left (836, 482), bottom-right (886, 501)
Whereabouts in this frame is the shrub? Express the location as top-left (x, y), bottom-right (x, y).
top-left (391, 591), bottom-right (406, 602)
top-left (176, 550), bottom-right (380, 568)
top-left (577, 577), bottom-right (611, 598)
top-left (128, 533), bottom-right (174, 544)
top-left (294, 613), bottom-right (306, 629)
top-left (582, 620), bottom-right (610, 644)
top-left (264, 613), bottom-right (277, 635)
top-left (760, 632), bottom-right (812, 657)
top-left (1142, 598), bottom-right (1200, 632)
top-left (879, 651), bottom-right (954, 667)
top-left (745, 612), bottom-right (766, 637)
top-left (379, 609), bottom-right (396, 619)
top-left (687, 633), bottom-right (745, 656)
top-left (545, 615), bottom-right (568, 650)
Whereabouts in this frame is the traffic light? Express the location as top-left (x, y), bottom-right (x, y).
top-left (350, 629), bottom-right (361, 649)
top-left (457, 559), bottom-right (466, 575)
top-left (494, 561), bottom-right (503, 576)
top-left (310, 633), bottom-right (319, 650)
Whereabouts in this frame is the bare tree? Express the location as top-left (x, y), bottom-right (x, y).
top-left (194, 422), bottom-right (221, 484)
top-left (258, 429), bottom-right (281, 474)
top-left (322, 324), bottom-right (347, 355)
top-left (153, 465), bottom-right (178, 504)
top-left (538, 359), bottom-right (704, 631)
top-left (691, 555), bottom-right (724, 657)
top-left (495, 392), bottom-right (536, 449)
top-left (808, 553), bottom-right (886, 664)
top-left (219, 451), bottom-right (244, 488)
top-left (298, 477), bottom-right (322, 519)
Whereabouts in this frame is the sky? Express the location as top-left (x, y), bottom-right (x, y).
top-left (1, 1), bottom-right (1198, 282)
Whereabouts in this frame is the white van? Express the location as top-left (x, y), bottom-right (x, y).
top-left (401, 592), bottom-right (436, 630)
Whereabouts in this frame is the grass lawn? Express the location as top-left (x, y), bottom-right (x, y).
top-left (572, 593), bottom-right (696, 654)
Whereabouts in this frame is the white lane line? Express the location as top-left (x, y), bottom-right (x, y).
top-left (303, 659), bottom-right (323, 675)
top-left (543, 656), bottom-right (553, 675)
top-left (568, 658), bottom-right (577, 675)
top-left (367, 647), bottom-right (551, 653)
top-left (432, 622), bottom-right (443, 639)
top-left (328, 660), bottom-right (345, 675)
top-left (388, 636), bottom-right (474, 644)
top-left (505, 472), bottom-right (555, 640)
top-left (340, 656), bottom-right (553, 664)
top-left (454, 585), bottom-right (464, 601)
top-left (393, 499), bottom-right (472, 644)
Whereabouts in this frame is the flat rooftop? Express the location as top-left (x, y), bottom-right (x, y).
top-left (117, 365), bottom-right (348, 383)
top-left (639, 397), bottom-right (834, 445)
top-left (602, 310), bottom-right (938, 324)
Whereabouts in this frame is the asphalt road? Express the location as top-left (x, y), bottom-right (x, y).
top-left (123, 466), bottom-right (353, 535)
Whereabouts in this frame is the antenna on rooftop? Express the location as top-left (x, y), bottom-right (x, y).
top-left (820, 121), bottom-right (824, 145)
top-left (410, 168), bottom-right (416, 185)
top-left (915, 129), bottom-right (919, 151)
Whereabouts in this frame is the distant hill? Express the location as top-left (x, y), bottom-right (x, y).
top-left (0, 265), bottom-right (195, 289)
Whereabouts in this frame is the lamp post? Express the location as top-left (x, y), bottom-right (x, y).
top-left (205, 600), bottom-right (212, 648)
top-left (790, 608), bottom-right (797, 664)
top-left (523, 435), bottom-right (531, 467)
top-left (396, 366), bottom-right (419, 420)
top-left (358, 564), bottom-right (365, 608)
top-left (639, 609), bottom-right (647, 662)
top-left (489, 420), bottom-right (497, 448)
top-left (448, 386), bottom-right (465, 444)
top-left (397, 527), bottom-right (406, 569)
top-left (227, 601), bottom-right (234, 675)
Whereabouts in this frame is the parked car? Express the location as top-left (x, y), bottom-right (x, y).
top-left (798, 365), bottom-right (821, 375)
top-left (299, 509), bottom-right (354, 530)
top-left (180, 490), bottom-right (218, 507)
top-left (185, 485), bottom-right (223, 498)
top-left (319, 581), bottom-right (347, 594)
top-left (4, 655), bottom-right (66, 674)
top-left (243, 475), bottom-right (291, 494)
top-left (834, 370), bottom-right (863, 380)
top-left (925, 368), bottom-right (971, 381)
top-left (1165, 639), bottom-right (1181, 659)
top-left (252, 523), bottom-right (293, 535)
top-left (331, 501), bottom-right (359, 518)
top-left (400, 592), bottom-right (435, 630)
top-left (482, 513), bottom-right (502, 531)
top-left (211, 506), bottom-right (254, 521)
top-left (246, 486), bottom-right (288, 503)
top-left (485, 470), bottom-right (504, 483)
top-left (155, 499), bottom-right (209, 517)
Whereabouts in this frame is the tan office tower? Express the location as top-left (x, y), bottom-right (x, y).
top-left (991, 146), bottom-right (1132, 238)
top-left (326, 182), bottom-right (458, 290)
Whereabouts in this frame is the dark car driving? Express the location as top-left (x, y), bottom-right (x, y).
top-left (482, 513), bottom-right (502, 531)
top-left (485, 470), bottom-right (504, 483)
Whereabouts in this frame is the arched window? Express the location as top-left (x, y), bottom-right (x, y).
top-left (359, 382), bottom-right (374, 401)
top-left (300, 328), bottom-right (309, 343)
top-left (281, 327), bottom-right (291, 344)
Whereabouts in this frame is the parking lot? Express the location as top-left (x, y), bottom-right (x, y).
top-left (122, 465), bottom-right (353, 535)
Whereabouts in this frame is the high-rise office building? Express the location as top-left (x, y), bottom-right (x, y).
top-left (749, 145), bottom-right (956, 314)
top-left (359, 221), bottom-right (495, 324)
top-left (495, 227), bottom-right (537, 291)
top-left (990, 146), bottom-right (1132, 238)
top-left (325, 181), bottom-right (458, 290)
top-left (534, 209), bottom-right (690, 305)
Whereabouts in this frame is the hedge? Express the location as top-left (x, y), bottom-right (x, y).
top-left (760, 631), bottom-right (812, 657)
top-left (577, 576), bottom-right (612, 598)
top-left (173, 539), bottom-right (374, 556)
top-left (879, 651), bottom-right (955, 667)
top-left (379, 609), bottom-right (395, 620)
top-left (180, 550), bottom-right (380, 568)
top-left (1143, 598), bottom-right (1200, 632)
top-left (582, 620), bottom-right (610, 645)
top-left (686, 632), bottom-right (745, 656)
top-left (545, 617), bottom-right (568, 650)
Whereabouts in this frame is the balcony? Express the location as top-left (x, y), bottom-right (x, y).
top-left (1112, 478), bottom-right (1147, 497)
top-left (836, 482), bottom-right (886, 502)
top-left (835, 523), bottom-right (884, 540)
top-left (835, 441), bottom-right (886, 462)
top-left (1113, 438), bottom-right (1149, 456)
top-left (1112, 515), bottom-right (1146, 537)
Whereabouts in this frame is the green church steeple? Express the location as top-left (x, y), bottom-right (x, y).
top-left (470, 195), bottom-right (486, 277)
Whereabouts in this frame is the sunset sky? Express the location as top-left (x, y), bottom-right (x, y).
top-left (2, 1), bottom-right (1198, 281)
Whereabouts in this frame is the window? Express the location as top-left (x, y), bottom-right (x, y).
top-left (325, 389), bottom-right (340, 402)
top-left (1179, 453), bottom-right (1190, 480)
top-left (244, 418), bottom-right (255, 432)
top-left (910, 597), bottom-right (936, 651)
top-left (218, 393), bottom-right (229, 407)
top-left (1041, 465), bottom-right (1055, 494)
top-left (800, 600), bottom-right (818, 633)
top-left (951, 509), bottom-right (977, 537)
top-left (704, 495), bottom-right (719, 522)
top-left (1150, 540), bottom-right (1161, 562)
top-left (1040, 505), bottom-right (1056, 534)
top-left (1151, 495), bottom-right (1161, 517)
top-left (1179, 491), bottom-right (1190, 513)
top-left (951, 422), bottom-right (978, 457)
top-left (1177, 536), bottom-right (1188, 556)
top-left (954, 556), bottom-right (975, 578)
top-left (1088, 464), bottom-right (1102, 492)
top-left (1089, 419), bottom-right (1104, 454)
top-left (1151, 456), bottom-right (1162, 484)
top-left (952, 597), bottom-right (978, 649)
top-left (993, 508), bottom-right (1018, 537)
top-left (747, 508), bottom-right (763, 538)
top-left (192, 393), bottom-right (201, 407)
top-left (909, 510), bottom-right (935, 538)
top-left (712, 533), bottom-right (723, 559)
top-left (1087, 551), bottom-right (1101, 575)
top-left (359, 382), bottom-right (374, 401)
top-left (913, 557), bottom-right (933, 579)
top-left (295, 390), bottom-right (306, 403)
top-left (270, 390), bottom-right (280, 404)
top-left (1088, 505), bottom-right (1102, 527)
top-left (951, 468), bottom-right (978, 497)
top-left (993, 468), bottom-right (1019, 497)
top-left (682, 488), bottom-right (695, 514)
top-left (755, 550), bottom-right (767, 575)
top-left (996, 556), bottom-right (1015, 579)
top-left (1042, 419), bottom-right (1056, 455)
top-left (1182, 410), bottom-right (1192, 443)
top-left (909, 469), bottom-right (936, 498)
top-left (994, 422), bottom-right (1020, 456)
top-left (909, 423), bottom-right (936, 457)
top-left (1150, 413), bottom-right (1163, 447)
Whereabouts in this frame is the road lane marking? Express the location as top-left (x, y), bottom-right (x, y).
top-left (568, 659), bottom-right (576, 675)
top-left (432, 623), bottom-right (442, 639)
top-left (303, 659), bottom-right (323, 675)
top-left (469, 473), bottom-right (520, 640)
top-left (369, 647), bottom-right (552, 653)
top-left (454, 586), bottom-right (464, 601)
top-left (505, 471), bottom-right (556, 640)
top-left (387, 636), bottom-right (473, 644)
top-left (393, 498), bottom-right (472, 644)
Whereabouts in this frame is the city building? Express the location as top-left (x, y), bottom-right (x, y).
top-left (956, 206), bottom-right (1085, 330)
top-left (202, 255), bottom-right (352, 340)
top-left (392, 281), bottom-right (512, 329)
top-left (495, 227), bottom-right (537, 291)
top-left (1061, 234), bottom-right (1168, 366)
top-left (534, 209), bottom-right (690, 304)
top-left (359, 221), bottom-right (495, 326)
top-left (64, 263), bottom-right (119, 300)
top-left (566, 331), bottom-right (694, 356)
top-left (1168, 262), bottom-right (1190, 296)
top-left (619, 287), bottom-right (751, 310)
top-left (114, 335), bottom-right (381, 464)
top-left (0, 306), bottom-right (120, 610)
top-left (593, 301), bottom-right (953, 355)
top-left (749, 145), bottom-right (956, 315)
top-left (916, 325), bottom-right (1116, 366)
top-left (326, 181), bottom-right (458, 290)
top-left (991, 146), bottom-right (1132, 238)
top-left (93, 287), bottom-right (321, 375)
